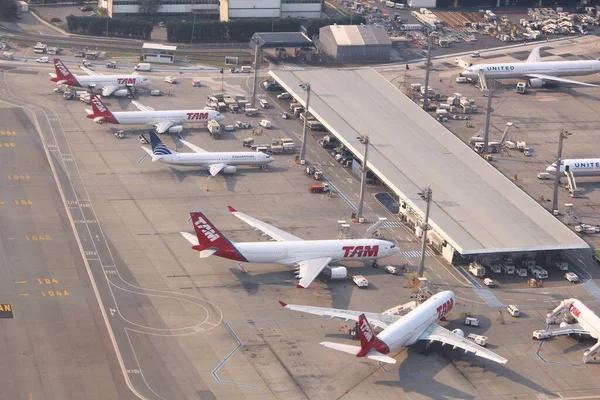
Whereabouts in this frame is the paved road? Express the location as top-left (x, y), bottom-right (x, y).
top-left (0, 72), bottom-right (222, 399)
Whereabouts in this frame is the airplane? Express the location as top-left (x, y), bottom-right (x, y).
top-left (49, 59), bottom-right (151, 97)
top-left (546, 158), bottom-right (600, 177)
top-left (533, 298), bottom-right (600, 363)
top-left (180, 208), bottom-right (400, 288)
top-left (140, 130), bottom-right (274, 176)
top-left (85, 94), bottom-right (224, 134)
top-left (280, 290), bottom-right (508, 364)
top-left (460, 47), bottom-right (600, 88)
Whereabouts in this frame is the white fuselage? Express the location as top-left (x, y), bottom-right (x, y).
top-left (568, 299), bottom-right (600, 340)
top-left (111, 110), bottom-right (224, 126)
top-left (74, 75), bottom-right (151, 89)
top-left (234, 239), bottom-right (397, 265)
top-left (546, 158), bottom-right (600, 177)
top-left (155, 151), bottom-right (273, 167)
top-left (462, 60), bottom-right (600, 80)
top-left (377, 291), bottom-right (455, 350)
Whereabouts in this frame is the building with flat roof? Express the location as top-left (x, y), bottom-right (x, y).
top-left (318, 25), bottom-right (391, 62)
top-left (219, 0), bottom-right (322, 21)
top-left (141, 43), bottom-right (177, 63)
top-left (269, 68), bottom-right (589, 263)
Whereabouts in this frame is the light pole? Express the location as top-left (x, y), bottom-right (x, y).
top-left (552, 130), bottom-right (571, 214)
top-left (418, 187), bottom-right (433, 278)
top-left (482, 84), bottom-right (493, 155)
top-left (250, 36), bottom-right (260, 108)
top-left (190, 12), bottom-right (197, 44)
top-left (299, 82), bottom-right (311, 163)
top-left (106, 14), bottom-right (109, 38)
top-left (422, 33), bottom-right (434, 110)
top-left (356, 134), bottom-right (370, 222)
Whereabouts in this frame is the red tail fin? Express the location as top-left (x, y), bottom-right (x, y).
top-left (189, 212), bottom-right (247, 262)
top-left (87, 95), bottom-right (118, 123)
top-left (52, 59), bottom-right (78, 85)
top-left (357, 314), bottom-right (390, 357)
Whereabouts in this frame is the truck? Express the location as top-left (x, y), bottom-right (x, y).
top-left (468, 262), bottom-right (485, 278)
top-left (554, 261), bottom-right (569, 271)
top-left (352, 275), bottom-right (369, 288)
top-left (502, 259), bottom-right (515, 274)
top-left (308, 120), bottom-right (326, 132)
top-left (318, 135), bottom-right (340, 149)
top-left (1, 52), bottom-right (14, 60)
top-left (134, 63), bottom-right (152, 71)
top-left (464, 317), bottom-right (480, 327)
top-left (516, 267), bottom-right (528, 277)
top-left (207, 120), bottom-right (221, 139)
top-left (309, 183), bottom-right (329, 193)
top-left (289, 102), bottom-right (302, 111)
top-left (304, 166), bottom-right (323, 181)
top-left (467, 333), bottom-right (488, 347)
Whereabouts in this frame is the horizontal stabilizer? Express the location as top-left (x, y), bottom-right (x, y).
top-left (320, 342), bottom-right (397, 364)
top-left (180, 231), bottom-right (199, 246)
top-left (49, 73), bottom-right (57, 79)
top-left (85, 109), bottom-right (94, 115)
top-left (199, 248), bottom-right (218, 258)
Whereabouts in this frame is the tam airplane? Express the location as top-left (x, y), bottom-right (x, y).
top-left (280, 290), bottom-right (507, 364)
top-left (180, 209), bottom-right (400, 288)
top-left (460, 47), bottom-right (600, 88)
top-left (533, 298), bottom-right (600, 363)
top-left (546, 158), bottom-right (600, 177)
top-left (85, 95), bottom-right (224, 134)
top-left (49, 59), bottom-right (151, 97)
top-left (140, 130), bottom-right (273, 175)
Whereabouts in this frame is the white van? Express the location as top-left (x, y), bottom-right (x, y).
top-left (259, 99), bottom-right (269, 108)
top-left (507, 304), bottom-right (520, 317)
top-left (240, 66), bottom-right (252, 73)
top-left (134, 63), bottom-right (152, 71)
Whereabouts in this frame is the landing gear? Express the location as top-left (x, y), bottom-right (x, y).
top-left (371, 261), bottom-right (379, 268)
top-left (349, 322), bottom-right (359, 340)
top-left (260, 165), bottom-right (268, 171)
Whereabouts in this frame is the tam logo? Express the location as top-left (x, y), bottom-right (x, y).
top-left (569, 303), bottom-right (582, 319)
top-left (342, 245), bottom-right (379, 258)
top-left (360, 319), bottom-right (374, 342)
top-left (92, 98), bottom-right (107, 113)
top-left (436, 298), bottom-right (454, 320)
top-left (194, 216), bottom-right (220, 242)
top-left (117, 78), bottom-right (136, 85)
top-left (187, 112), bottom-right (209, 120)
top-left (56, 61), bottom-right (70, 77)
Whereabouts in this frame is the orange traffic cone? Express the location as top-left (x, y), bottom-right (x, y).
top-left (206, 185), bottom-right (209, 192)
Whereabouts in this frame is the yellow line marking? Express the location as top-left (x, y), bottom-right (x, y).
top-left (8, 237), bottom-right (14, 240)
top-left (19, 293), bottom-right (30, 296)
top-left (15, 281), bottom-right (27, 284)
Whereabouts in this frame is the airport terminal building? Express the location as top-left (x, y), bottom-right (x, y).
top-left (269, 69), bottom-right (589, 264)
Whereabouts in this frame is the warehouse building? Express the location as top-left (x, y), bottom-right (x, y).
top-left (269, 68), bottom-right (589, 264)
top-left (141, 43), bottom-right (177, 64)
top-left (318, 25), bottom-right (391, 62)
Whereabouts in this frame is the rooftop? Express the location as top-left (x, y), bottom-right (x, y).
top-left (249, 32), bottom-right (314, 49)
top-left (269, 68), bottom-right (589, 255)
top-left (142, 43), bottom-right (177, 51)
top-left (321, 25), bottom-right (391, 46)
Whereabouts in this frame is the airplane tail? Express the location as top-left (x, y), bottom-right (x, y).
top-left (86, 95), bottom-right (117, 124)
top-left (187, 212), bottom-right (247, 262)
top-left (320, 314), bottom-right (396, 364)
top-left (51, 59), bottom-right (77, 85)
top-left (148, 130), bottom-right (172, 160)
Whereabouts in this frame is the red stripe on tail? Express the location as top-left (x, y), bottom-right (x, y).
top-left (189, 212), bottom-right (247, 262)
top-left (357, 314), bottom-right (390, 357)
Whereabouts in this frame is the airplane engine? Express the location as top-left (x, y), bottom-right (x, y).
top-left (222, 166), bottom-right (237, 174)
top-left (527, 78), bottom-right (544, 88)
top-left (325, 266), bottom-right (347, 279)
top-left (167, 125), bottom-right (183, 134)
top-left (112, 89), bottom-right (129, 97)
top-left (452, 329), bottom-right (465, 338)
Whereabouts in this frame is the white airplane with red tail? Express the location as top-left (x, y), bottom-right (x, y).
top-left (180, 208), bottom-right (400, 288)
top-left (281, 290), bottom-right (508, 364)
top-left (49, 58), bottom-right (151, 97)
top-left (85, 95), bottom-right (224, 134)
top-left (533, 298), bottom-right (600, 363)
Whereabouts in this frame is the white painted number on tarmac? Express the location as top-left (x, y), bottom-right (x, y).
top-left (126, 369), bottom-right (141, 374)
top-left (109, 308), bottom-right (116, 316)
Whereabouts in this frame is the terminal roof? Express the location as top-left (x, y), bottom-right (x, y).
top-left (269, 68), bottom-right (589, 254)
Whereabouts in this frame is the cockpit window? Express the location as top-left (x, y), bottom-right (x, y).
top-left (390, 244), bottom-right (396, 248)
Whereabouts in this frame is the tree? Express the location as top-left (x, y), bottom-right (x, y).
top-left (138, 0), bottom-right (161, 15)
top-left (0, 0), bottom-right (18, 21)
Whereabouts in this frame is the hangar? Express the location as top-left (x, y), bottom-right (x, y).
top-left (269, 68), bottom-right (589, 263)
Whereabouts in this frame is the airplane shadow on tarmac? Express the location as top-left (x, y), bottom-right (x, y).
top-left (375, 344), bottom-right (554, 399)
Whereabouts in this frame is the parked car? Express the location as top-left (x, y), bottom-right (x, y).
top-left (565, 272), bottom-right (579, 283)
top-left (80, 5), bottom-right (93, 11)
top-left (36, 57), bottom-right (49, 63)
top-left (471, 52), bottom-right (481, 58)
top-left (277, 92), bottom-right (292, 100)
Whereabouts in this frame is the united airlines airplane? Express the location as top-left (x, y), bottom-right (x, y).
top-left (460, 47), bottom-right (600, 88)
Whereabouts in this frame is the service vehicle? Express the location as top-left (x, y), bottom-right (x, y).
top-left (277, 92), bottom-right (292, 100)
top-left (467, 333), bottom-right (488, 347)
top-left (245, 108), bottom-right (258, 117)
top-left (507, 304), bottom-right (520, 317)
top-left (484, 278), bottom-right (495, 287)
top-left (555, 261), bottom-right (569, 271)
top-left (259, 119), bottom-right (273, 129)
top-left (565, 272), bottom-right (579, 283)
top-left (464, 317), bottom-right (480, 327)
top-left (235, 121), bottom-right (252, 129)
top-left (223, 124), bottom-right (235, 131)
top-left (192, 79), bottom-right (202, 87)
top-left (240, 66), bottom-right (252, 73)
top-left (468, 262), bottom-right (485, 278)
top-left (134, 63), bottom-right (152, 71)
top-left (490, 264), bottom-right (502, 274)
top-left (516, 267), bottom-right (528, 277)
top-left (36, 57), bottom-right (49, 63)
top-left (352, 275), bottom-right (369, 288)
top-left (164, 76), bottom-right (177, 84)
top-left (384, 266), bottom-right (397, 275)
top-left (150, 90), bottom-right (162, 96)
top-left (106, 61), bottom-right (117, 69)
top-left (259, 99), bottom-right (269, 108)
top-left (207, 120), bottom-right (221, 138)
top-left (309, 183), bottom-right (330, 193)
top-left (502, 260), bottom-right (515, 274)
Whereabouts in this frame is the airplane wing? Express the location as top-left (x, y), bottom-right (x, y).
top-left (154, 122), bottom-right (173, 134)
top-left (80, 66), bottom-right (102, 76)
top-left (180, 139), bottom-right (207, 153)
top-left (419, 324), bottom-right (507, 364)
top-left (132, 100), bottom-right (155, 112)
top-left (279, 301), bottom-right (400, 330)
top-left (208, 163), bottom-right (227, 177)
top-left (296, 257), bottom-right (333, 288)
top-left (101, 86), bottom-right (119, 96)
top-left (526, 47), bottom-right (541, 63)
top-left (526, 74), bottom-right (600, 88)
top-left (228, 207), bottom-right (302, 242)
